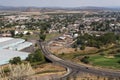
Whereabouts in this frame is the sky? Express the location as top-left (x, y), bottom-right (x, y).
top-left (0, 0), bottom-right (120, 7)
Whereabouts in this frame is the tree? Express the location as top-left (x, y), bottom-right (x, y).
top-left (39, 34), bottom-right (46, 41)
top-left (114, 54), bottom-right (120, 57)
top-left (33, 49), bottom-right (45, 62)
top-left (9, 57), bottom-right (22, 65)
top-left (117, 60), bottom-right (120, 64)
top-left (10, 30), bottom-right (15, 37)
top-left (80, 45), bottom-right (85, 50)
top-left (26, 49), bottom-right (45, 63)
top-left (72, 43), bottom-right (77, 48)
top-left (26, 32), bottom-right (30, 35)
top-left (100, 33), bottom-right (116, 45)
top-left (80, 56), bottom-right (89, 64)
top-left (19, 33), bottom-right (23, 37)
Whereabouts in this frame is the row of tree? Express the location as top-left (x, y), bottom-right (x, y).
top-left (74, 33), bottom-right (120, 49)
top-left (9, 49), bottom-right (46, 65)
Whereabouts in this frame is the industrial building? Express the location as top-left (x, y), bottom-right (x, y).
top-left (0, 38), bottom-right (25, 50)
top-left (0, 37), bottom-right (32, 65)
top-left (0, 49), bottom-right (29, 65)
top-left (9, 42), bottom-right (32, 51)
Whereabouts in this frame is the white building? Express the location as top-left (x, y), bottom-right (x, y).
top-left (0, 37), bottom-right (32, 65)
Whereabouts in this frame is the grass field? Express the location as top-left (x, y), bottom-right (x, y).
top-left (45, 32), bottom-right (61, 41)
top-left (89, 55), bottom-right (120, 69)
top-left (23, 34), bottom-right (39, 40)
top-left (55, 44), bottom-right (120, 70)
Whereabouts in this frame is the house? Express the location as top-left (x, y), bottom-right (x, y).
top-left (23, 31), bottom-right (29, 35)
top-left (58, 36), bottom-right (66, 40)
top-left (15, 25), bottom-right (20, 29)
top-left (21, 25), bottom-right (26, 29)
top-left (73, 33), bottom-right (78, 38)
top-left (15, 31), bottom-right (19, 35)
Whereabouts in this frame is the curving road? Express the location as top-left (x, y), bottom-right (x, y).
top-left (39, 42), bottom-right (75, 79)
top-left (38, 41), bottom-right (120, 79)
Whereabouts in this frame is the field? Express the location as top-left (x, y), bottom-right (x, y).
top-left (89, 55), bottom-right (120, 69)
top-left (54, 47), bottom-right (98, 61)
top-left (52, 44), bottom-right (120, 70)
top-left (21, 34), bottom-right (39, 40)
top-left (0, 63), bottom-right (66, 80)
top-left (45, 32), bottom-right (61, 41)
top-left (51, 47), bottom-right (98, 54)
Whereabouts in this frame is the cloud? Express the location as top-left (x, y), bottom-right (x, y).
top-left (0, 0), bottom-right (120, 7)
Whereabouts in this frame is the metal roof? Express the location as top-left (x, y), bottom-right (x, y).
top-left (0, 49), bottom-right (29, 65)
top-left (9, 42), bottom-right (32, 51)
top-left (0, 37), bottom-right (13, 43)
top-left (0, 38), bottom-right (25, 49)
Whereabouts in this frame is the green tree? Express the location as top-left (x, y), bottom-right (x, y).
top-left (100, 33), bottom-right (116, 44)
top-left (80, 45), bottom-right (85, 50)
top-left (10, 30), bottom-right (15, 37)
top-left (117, 60), bottom-right (120, 64)
top-left (26, 49), bottom-right (45, 63)
top-left (9, 57), bottom-right (22, 65)
top-left (16, 33), bottom-right (24, 37)
top-left (39, 34), bottom-right (46, 41)
top-left (80, 56), bottom-right (89, 64)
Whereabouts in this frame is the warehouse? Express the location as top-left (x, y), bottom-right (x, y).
top-left (0, 37), bottom-right (33, 50)
top-left (0, 49), bottom-right (29, 65)
top-left (0, 38), bottom-right (25, 49)
top-left (0, 37), bottom-right (13, 43)
top-left (0, 37), bottom-right (33, 65)
top-left (9, 42), bottom-right (33, 51)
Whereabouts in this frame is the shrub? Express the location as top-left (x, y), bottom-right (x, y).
top-left (80, 45), bottom-right (85, 50)
top-left (99, 53), bottom-right (105, 56)
top-left (80, 56), bottom-right (89, 64)
top-left (9, 57), bottom-right (22, 65)
top-left (117, 60), bottom-right (120, 64)
top-left (26, 49), bottom-right (45, 63)
top-left (114, 54), bottom-right (120, 57)
top-left (116, 49), bottom-right (120, 53)
top-left (0, 63), bottom-right (35, 80)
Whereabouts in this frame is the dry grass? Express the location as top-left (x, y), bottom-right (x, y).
top-left (0, 63), bottom-right (66, 80)
top-left (30, 63), bottom-right (66, 80)
top-left (34, 63), bottom-right (66, 74)
top-left (50, 47), bottom-right (98, 54)
top-left (68, 73), bottom-right (118, 80)
top-left (21, 12), bottom-right (41, 15)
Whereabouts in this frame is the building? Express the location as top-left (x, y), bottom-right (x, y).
top-left (0, 37), bottom-right (32, 65)
top-left (0, 49), bottom-right (29, 65)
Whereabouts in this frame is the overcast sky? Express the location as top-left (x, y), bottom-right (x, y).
top-left (0, 0), bottom-right (120, 7)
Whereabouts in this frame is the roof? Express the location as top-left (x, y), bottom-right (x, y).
top-left (0, 37), bottom-right (13, 43)
top-left (0, 37), bottom-right (32, 65)
top-left (0, 49), bottom-right (29, 65)
top-left (58, 36), bottom-right (66, 40)
top-left (9, 42), bottom-right (32, 51)
top-left (0, 38), bottom-right (25, 49)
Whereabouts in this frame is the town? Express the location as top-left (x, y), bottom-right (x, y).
top-left (0, 5), bottom-right (120, 80)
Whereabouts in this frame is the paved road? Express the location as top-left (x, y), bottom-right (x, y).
top-left (38, 41), bottom-right (120, 80)
top-left (38, 42), bottom-right (74, 80)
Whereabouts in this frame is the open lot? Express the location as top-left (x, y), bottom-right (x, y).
top-left (45, 32), bottom-right (61, 41)
top-left (29, 63), bottom-right (66, 80)
top-left (50, 47), bottom-right (98, 54)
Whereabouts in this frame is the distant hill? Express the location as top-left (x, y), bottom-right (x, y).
top-left (0, 5), bottom-right (41, 11)
top-left (0, 5), bottom-right (28, 11)
top-left (0, 5), bottom-right (120, 12)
